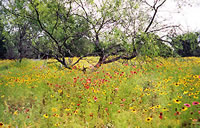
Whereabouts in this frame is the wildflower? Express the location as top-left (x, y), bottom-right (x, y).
top-left (143, 109), bottom-right (148, 112)
top-left (74, 109), bottom-right (78, 115)
top-left (85, 85), bottom-right (90, 89)
top-left (52, 108), bottom-right (57, 112)
top-left (53, 114), bottom-right (59, 117)
top-left (1, 95), bottom-right (4, 98)
top-left (174, 111), bottom-right (181, 116)
top-left (115, 88), bottom-right (119, 91)
top-left (43, 114), bottom-right (48, 118)
top-left (146, 93), bottom-right (150, 96)
top-left (190, 88), bottom-right (194, 90)
top-left (193, 96), bottom-right (198, 99)
top-left (120, 104), bottom-right (124, 106)
top-left (14, 111), bottom-right (18, 115)
top-left (184, 104), bottom-right (191, 107)
top-left (89, 113), bottom-right (93, 117)
top-left (94, 96), bottom-right (98, 101)
top-left (149, 106), bottom-right (155, 110)
top-left (198, 111), bottom-right (200, 114)
top-left (54, 123), bottom-right (60, 126)
top-left (132, 109), bottom-right (136, 113)
top-left (24, 108), bottom-right (30, 113)
top-left (192, 101), bottom-right (199, 105)
top-left (129, 107), bottom-right (134, 110)
top-left (181, 107), bottom-right (188, 111)
top-left (50, 95), bottom-right (54, 98)
top-left (0, 122), bottom-right (3, 127)
top-left (183, 91), bottom-right (188, 94)
top-left (173, 99), bottom-right (181, 104)
top-left (156, 105), bottom-right (161, 108)
top-left (193, 119), bottom-right (198, 122)
top-left (168, 103), bottom-right (172, 106)
top-left (159, 112), bottom-right (163, 119)
top-left (65, 108), bottom-right (71, 111)
top-left (162, 108), bottom-right (169, 112)
top-left (122, 99), bottom-right (126, 102)
top-left (145, 117), bottom-right (152, 122)
top-left (177, 96), bottom-right (182, 99)
top-left (58, 89), bottom-right (62, 93)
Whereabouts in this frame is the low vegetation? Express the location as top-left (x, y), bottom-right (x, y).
top-left (0, 57), bottom-right (200, 127)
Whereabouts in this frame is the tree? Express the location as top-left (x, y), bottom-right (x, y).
top-left (1, 0), bottom-right (197, 69)
top-left (170, 32), bottom-right (200, 57)
top-left (2, 0), bottom-right (93, 68)
top-left (0, 20), bottom-right (6, 59)
top-left (1, 0), bottom-right (38, 60)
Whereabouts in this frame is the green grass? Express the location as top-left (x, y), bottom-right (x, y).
top-left (0, 57), bottom-right (200, 127)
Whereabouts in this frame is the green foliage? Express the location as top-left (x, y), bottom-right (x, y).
top-left (0, 20), bottom-right (6, 59)
top-left (134, 33), bottom-right (174, 57)
top-left (171, 32), bottom-right (200, 57)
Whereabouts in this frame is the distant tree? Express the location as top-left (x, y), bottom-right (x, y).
top-left (0, 21), bottom-right (6, 59)
top-left (134, 32), bottom-right (175, 58)
top-left (170, 32), bottom-right (200, 57)
top-left (1, 0), bottom-right (38, 60)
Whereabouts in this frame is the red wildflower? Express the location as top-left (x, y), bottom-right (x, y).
top-left (90, 113), bottom-right (93, 117)
top-left (192, 101), bottom-right (199, 105)
top-left (159, 112), bottom-right (163, 119)
top-left (94, 96), bottom-right (98, 101)
top-left (174, 111), bottom-right (181, 116)
top-left (86, 79), bottom-right (91, 84)
top-left (85, 85), bottom-right (90, 89)
top-left (122, 99), bottom-right (126, 102)
top-left (24, 108), bottom-right (30, 113)
top-left (73, 78), bottom-right (77, 83)
top-left (115, 88), bottom-right (119, 91)
top-left (184, 103), bottom-right (191, 107)
top-left (130, 71), bottom-right (137, 74)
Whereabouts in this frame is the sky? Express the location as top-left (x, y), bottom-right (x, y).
top-left (159, 0), bottom-right (200, 32)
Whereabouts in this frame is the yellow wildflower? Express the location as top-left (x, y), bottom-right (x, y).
top-left (58, 89), bottom-right (62, 93)
top-left (43, 114), bottom-right (48, 118)
top-left (145, 117), bottom-right (152, 122)
top-left (173, 99), bottom-right (181, 104)
top-left (14, 111), bottom-right (18, 115)
top-left (181, 107), bottom-right (188, 111)
top-left (65, 108), bottom-right (71, 111)
top-left (52, 108), bottom-right (57, 112)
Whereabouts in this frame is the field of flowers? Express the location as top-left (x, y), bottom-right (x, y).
top-left (0, 57), bottom-right (200, 128)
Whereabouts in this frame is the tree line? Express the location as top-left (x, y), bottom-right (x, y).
top-left (0, 0), bottom-right (200, 69)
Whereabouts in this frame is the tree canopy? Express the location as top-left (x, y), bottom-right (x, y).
top-left (0, 0), bottom-right (199, 68)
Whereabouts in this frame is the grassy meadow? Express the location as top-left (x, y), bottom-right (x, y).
top-left (0, 57), bottom-right (200, 128)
